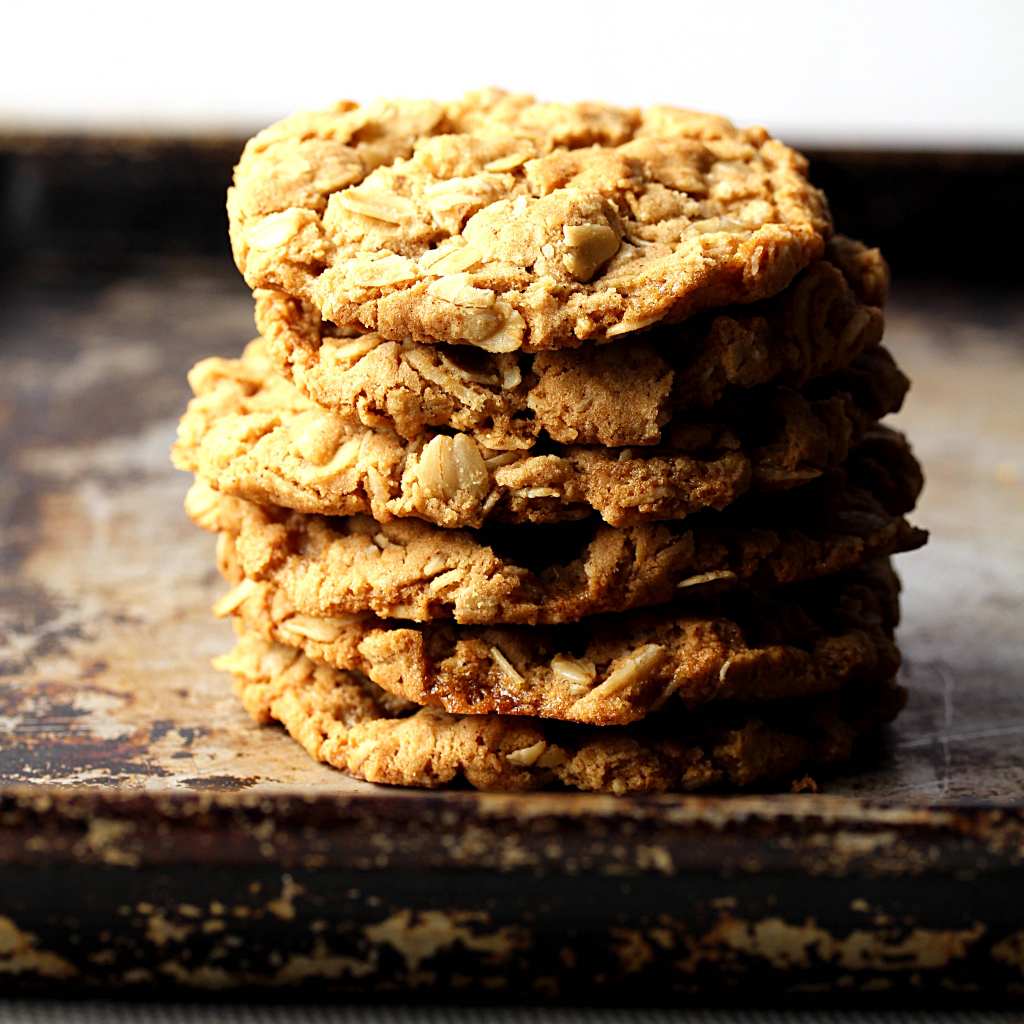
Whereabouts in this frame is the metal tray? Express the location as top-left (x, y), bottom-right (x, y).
top-left (0, 266), bottom-right (1022, 1005)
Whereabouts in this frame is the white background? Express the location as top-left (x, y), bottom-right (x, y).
top-left (2, 0), bottom-right (1023, 148)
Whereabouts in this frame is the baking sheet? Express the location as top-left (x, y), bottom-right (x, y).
top-left (1, 267), bottom-right (1023, 1003)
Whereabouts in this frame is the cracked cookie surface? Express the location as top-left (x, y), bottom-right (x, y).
top-left (257, 237), bottom-right (887, 448)
top-left (172, 337), bottom-right (904, 529)
top-left (220, 559), bottom-right (902, 727)
top-left (229, 89), bottom-right (831, 353)
top-left (223, 629), bottom-right (905, 793)
top-left (189, 429), bottom-right (924, 626)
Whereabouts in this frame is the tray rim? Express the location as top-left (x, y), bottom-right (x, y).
top-left (2, 783), bottom-right (1022, 877)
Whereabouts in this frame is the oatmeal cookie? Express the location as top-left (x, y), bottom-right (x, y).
top-left (188, 431), bottom-right (924, 626)
top-left (223, 629), bottom-right (905, 793)
top-left (256, 237), bottom-right (885, 447)
top-left (229, 89), bottom-right (831, 354)
top-left (172, 338), bottom-right (903, 529)
top-left (824, 234), bottom-right (890, 308)
top-left (219, 558), bottom-right (901, 727)
top-left (844, 424), bottom-right (925, 517)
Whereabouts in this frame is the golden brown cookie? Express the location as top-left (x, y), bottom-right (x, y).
top-left (222, 629), bottom-right (905, 793)
top-left (229, 89), bottom-right (831, 354)
top-left (256, 237), bottom-right (886, 448)
top-left (218, 558), bottom-right (902, 728)
top-left (844, 424), bottom-right (925, 516)
top-left (172, 338), bottom-right (903, 529)
top-left (824, 234), bottom-right (891, 307)
top-left (188, 430), bottom-right (924, 626)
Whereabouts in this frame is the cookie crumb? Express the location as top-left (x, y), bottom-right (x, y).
top-left (791, 774), bottom-right (820, 793)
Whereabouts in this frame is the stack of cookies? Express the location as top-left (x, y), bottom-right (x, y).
top-left (173, 90), bottom-right (926, 794)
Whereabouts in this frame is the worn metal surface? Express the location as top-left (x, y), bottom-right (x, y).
top-left (0, 267), bottom-right (1022, 1002)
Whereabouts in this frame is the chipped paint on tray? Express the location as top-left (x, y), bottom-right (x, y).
top-left (0, 916), bottom-right (77, 979)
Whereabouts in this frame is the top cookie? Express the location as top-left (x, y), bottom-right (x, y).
top-left (229, 89), bottom-right (832, 352)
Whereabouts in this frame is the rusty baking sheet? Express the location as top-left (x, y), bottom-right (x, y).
top-left (0, 266), bottom-right (1022, 1004)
